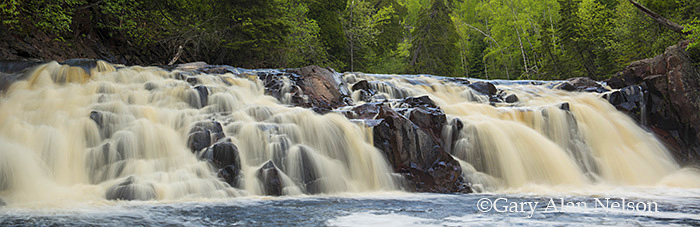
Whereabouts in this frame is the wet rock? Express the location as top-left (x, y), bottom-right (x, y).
top-left (351, 80), bottom-right (377, 102)
top-left (401, 96), bottom-right (439, 109)
top-left (186, 76), bottom-right (199, 86)
top-left (373, 104), bottom-right (470, 193)
top-left (504, 94), bottom-right (519, 103)
top-left (553, 82), bottom-right (576, 91)
top-left (0, 197), bottom-right (5, 206)
top-left (59, 59), bottom-right (100, 74)
top-left (186, 121), bottom-right (225, 152)
top-left (218, 165), bottom-right (241, 188)
top-left (444, 118), bottom-right (464, 155)
top-left (171, 62), bottom-right (239, 75)
top-left (605, 40), bottom-right (700, 163)
top-left (105, 176), bottom-right (156, 201)
top-left (293, 146), bottom-right (322, 194)
top-left (285, 65), bottom-right (354, 113)
top-left (559, 102), bottom-right (570, 111)
top-left (0, 60), bottom-right (41, 93)
top-left (257, 72), bottom-right (308, 108)
top-left (198, 139), bottom-right (242, 188)
top-left (351, 80), bottom-right (370, 91)
top-left (345, 102), bottom-right (382, 120)
top-left (555, 77), bottom-right (608, 93)
top-left (468, 82), bottom-right (497, 96)
top-left (193, 85), bottom-right (209, 108)
top-left (256, 161), bottom-right (283, 196)
top-left (199, 139), bottom-right (239, 169)
top-left (605, 85), bottom-right (644, 117)
top-left (446, 77), bottom-right (471, 85)
top-left (90, 111), bottom-right (103, 128)
top-left (144, 82), bottom-right (158, 91)
top-left (0, 60), bottom-right (43, 74)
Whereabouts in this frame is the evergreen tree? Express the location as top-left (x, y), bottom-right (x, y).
top-left (409, 0), bottom-right (461, 76)
top-left (307, 0), bottom-right (349, 70)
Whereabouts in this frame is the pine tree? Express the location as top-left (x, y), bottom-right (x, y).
top-left (409, 0), bottom-right (461, 76)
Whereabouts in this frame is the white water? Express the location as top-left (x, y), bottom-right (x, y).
top-left (0, 61), bottom-right (698, 208)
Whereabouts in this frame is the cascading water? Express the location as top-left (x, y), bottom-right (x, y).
top-left (344, 74), bottom-right (700, 192)
top-left (0, 61), bottom-right (698, 207)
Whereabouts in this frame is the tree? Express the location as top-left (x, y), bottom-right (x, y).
top-left (409, 0), bottom-right (461, 76)
top-left (307, 0), bottom-right (349, 70)
top-left (342, 0), bottom-right (394, 72)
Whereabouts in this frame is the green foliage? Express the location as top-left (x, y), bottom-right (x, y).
top-left (2, 0), bottom-right (699, 76)
top-left (409, 0), bottom-right (461, 76)
top-left (685, 19), bottom-right (700, 62)
top-left (0, 0), bottom-right (21, 27)
top-left (1, 0), bottom-right (85, 36)
top-left (277, 0), bottom-right (329, 67)
top-left (307, 0), bottom-right (349, 70)
top-left (342, 0), bottom-right (395, 72)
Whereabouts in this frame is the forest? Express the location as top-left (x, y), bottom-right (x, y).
top-left (1, 0), bottom-right (699, 79)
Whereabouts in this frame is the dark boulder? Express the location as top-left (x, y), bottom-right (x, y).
top-left (351, 80), bottom-right (377, 102)
top-left (59, 58), bottom-right (100, 75)
top-left (198, 139), bottom-right (242, 187)
top-left (90, 110), bottom-right (103, 128)
top-left (199, 139), bottom-right (239, 170)
top-left (256, 161), bottom-right (283, 196)
top-left (504, 94), bottom-right (519, 103)
top-left (186, 121), bottom-right (225, 152)
top-left (218, 165), bottom-right (241, 188)
top-left (171, 62), bottom-right (239, 75)
top-left (554, 77), bottom-right (608, 93)
top-left (0, 60), bottom-right (42, 93)
top-left (559, 102), bottom-right (570, 112)
top-left (193, 85), bottom-right (209, 108)
top-left (553, 82), bottom-right (576, 91)
top-left (372, 104), bottom-right (470, 193)
top-left (105, 176), bottom-right (156, 201)
top-left (344, 102), bottom-right (382, 120)
top-left (351, 80), bottom-right (370, 91)
top-left (468, 82), bottom-right (497, 96)
top-left (286, 146), bottom-right (325, 194)
top-left (0, 197), bottom-right (5, 206)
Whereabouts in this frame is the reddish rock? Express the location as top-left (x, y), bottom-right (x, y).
top-left (604, 41), bottom-right (700, 163)
top-left (372, 97), bottom-right (471, 193)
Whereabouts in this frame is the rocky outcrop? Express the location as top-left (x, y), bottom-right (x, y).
top-left (257, 65), bottom-right (353, 114)
top-left (554, 77), bottom-right (609, 93)
top-left (367, 96), bottom-right (471, 193)
top-left (605, 41), bottom-right (700, 163)
top-left (0, 60), bottom-right (42, 93)
top-left (256, 161), bottom-right (283, 196)
top-left (186, 121), bottom-right (225, 153)
top-left (286, 65), bottom-right (354, 113)
top-left (198, 138), bottom-right (241, 187)
top-left (105, 176), bottom-right (157, 201)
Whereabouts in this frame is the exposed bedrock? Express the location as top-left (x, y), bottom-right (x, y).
top-left (256, 161), bottom-right (283, 196)
top-left (344, 95), bottom-right (471, 193)
top-left (105, 176), bottom-right (157, 201)
top-left (256, 65), bottom-right (353, 114)
top-left (603, 41), bottom-right (700, 163)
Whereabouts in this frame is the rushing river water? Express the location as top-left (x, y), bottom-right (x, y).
top-left (1, 190), bottom-right (699, 226)
top-left (0, 61), bottom-right (699, 225)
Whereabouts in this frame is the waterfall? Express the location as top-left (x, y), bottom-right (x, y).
top-left (0, 61), bottom-right (698, 205)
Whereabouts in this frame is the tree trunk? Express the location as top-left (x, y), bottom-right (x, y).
top-left (627, 0), bottom-right (687, 35)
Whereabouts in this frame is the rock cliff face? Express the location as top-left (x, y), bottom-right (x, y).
top-left (605, 41), bottom-right (700, 163)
